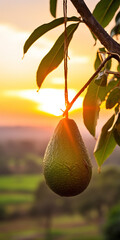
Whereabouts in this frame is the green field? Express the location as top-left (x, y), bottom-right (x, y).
top-left (0, 175), bottom-right (105, 240)
top-left (0, 174), bottom-right (43, 192)
top-left (0, 174), bottom-right (43, 206)
top-left (0, 215), bottom-right (104, 240)
top-left (0, 193), bottom-right (34, 205)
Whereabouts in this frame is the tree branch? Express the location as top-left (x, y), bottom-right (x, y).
top-left (106, 70), bottom-right (120, 77)
top-left (63, 54), bottom-right (120, 116)
top-left (70, 0), bottom-right (120, 56)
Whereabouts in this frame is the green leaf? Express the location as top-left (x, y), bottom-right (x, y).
top-left (94, 48), bottom-right (111, 71)
top-left (94, 52), bottom-right (102, 70)
top-left (95, 71), bottom-right (107, 86)
top-left (113, 113), bottom-right (120, 146)
top-left (94, 115), bottom-right (116, 166)
top-left (106, 78), bottom-right (120, 93)
top-left (106, 59), bottom-right (112, 71)
top-left (106, 87), bottom-right (120, 109)
top-left (110, 24), bottom-right (120, 37)
top-left (117, 63), bottom-right (120, 72)
top-left (93, 0), bottom-right (120, 28)
top-left (50, 0), bottom-right (57, 18)
top-left (24, 16), bottom-right (79, 54)
top-left (83, 78), bottom-right (119, 136)
top-left (110, 11), bottom-right (120, 37)
top-left (37, 23), bottom-right (79, 88)
top-left (115, 11), bottom-right (120, 25)
top-left (83, 81), bottom-right (101, 136)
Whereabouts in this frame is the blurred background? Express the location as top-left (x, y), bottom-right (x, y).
top-left (0, 0), bottom-right (120, 239)
top-left (0, 126), bottom-right (120, 240)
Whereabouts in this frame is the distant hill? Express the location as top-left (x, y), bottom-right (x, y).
top-left (0, 126), bottom-right (53, 142)
top-left (0, 126), bottom-right (119, 168)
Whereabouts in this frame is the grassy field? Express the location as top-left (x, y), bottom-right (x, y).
top-left (0, 175), bottom-right (105, 240)
top-left (0, 215), bottom-right (104, 240)
top-left (0, 174), bottom-right (43, 206)
top-left (0, 174), bottom-right (43, 192)
top-left (0, 193), bottom-right (34, 205)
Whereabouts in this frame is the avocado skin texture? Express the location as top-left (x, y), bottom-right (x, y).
top-left (43, 118), bottom-right (92, 197)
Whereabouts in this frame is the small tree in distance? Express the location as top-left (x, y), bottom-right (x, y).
top-left (23, 0), bottom-right (120, 168)
top-left (104, 204), bottom-right (120, 240)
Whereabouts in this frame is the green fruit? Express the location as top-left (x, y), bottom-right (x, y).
top-left (43, 118), bottom-right (92, 197)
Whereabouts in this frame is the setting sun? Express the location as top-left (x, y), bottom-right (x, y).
top-left (4, 88), bottom-right (83, 117)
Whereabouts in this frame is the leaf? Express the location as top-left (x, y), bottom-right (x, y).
top-left (115, 11), bottom-right (120, 25)
top-left (93, 0), bottom-right (120, 28)
top-left (106, 78), bottom-right (120, 94)
top-left (110, 23), bottom-right (120, 37)
top-left (94, 115), bottom-right (116, 166)
top-left (94, 48), bottom-right (111, 71)
top-left (94, 52), bottom-right (102, 70)
top-left (94, 48), bottom-right (105, 71)
top-left (110, 11), bottom-right (120, 37)
top-left (50, 0), bottom-right (58, 18)
top-left (106, 59), bottom-right (112, 71)
top-left (95, 71), bottom-right (107, 86)
top-left (106, 87), bottom-right (120, 109)
top-left (37, 23), bottom-right (79, 88)
top-left (83, 78), bottom-right (119, 136)
top-left (113, 113), bottom-right (120, 146)
top-left (83, 81), bottom-right (101, 136)
top-left (24, 17), bottom-right (79, 54)
top-left (94, 48), bottom-right (112, 88)
top-left (117, 63), bottom-right (120, 72)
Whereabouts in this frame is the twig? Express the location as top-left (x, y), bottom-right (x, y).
top-left (63, 54), bottom-right (120, 116)
top-left (106, 70), bottom-right (120, 77)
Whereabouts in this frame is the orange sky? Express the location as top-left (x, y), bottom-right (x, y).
top-left (0, 0), bottom-right (117, 127)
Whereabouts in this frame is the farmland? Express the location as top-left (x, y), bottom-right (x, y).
top-left (0, 138), bottom-right (119, 240)
top-left (0, 215), bottom-right (104, 240)
top-left (0, 175), bottom-right (43, 193)
top-left (0, 173), bottom-right (105, 240)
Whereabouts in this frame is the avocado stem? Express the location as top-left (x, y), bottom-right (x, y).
top-left (63, 0), bottom-right (69, 118)
top-left (65, 109), bottom-right (68, 119)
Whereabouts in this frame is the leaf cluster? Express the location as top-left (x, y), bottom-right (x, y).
top-left (84, 47), bottom-right (120, 167)
top-left (23, 16), bottom-right (80, 89)
top-left (23, 0), bottom-right (120, 167)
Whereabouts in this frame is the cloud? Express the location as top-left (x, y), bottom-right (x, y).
top-left (70, 56), bottom-right (89, 64)
top-left (0, 0), bottom-right (51, 31)
top-left (0, 24), bottom-right (54, 89)
top-left (4, 88), bottom-right (83, 116)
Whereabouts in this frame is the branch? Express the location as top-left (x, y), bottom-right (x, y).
top-left (70, 0), bottom-right (120, 56)
top-left (105, 70), bottom-right (120, 77)
top-left (63, 54), bottom-right (120, 116)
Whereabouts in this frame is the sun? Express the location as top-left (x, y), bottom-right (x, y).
top-left (37, 89), bottom-right (83, 116)
top-left (5, 88), bottom-right (83, 116)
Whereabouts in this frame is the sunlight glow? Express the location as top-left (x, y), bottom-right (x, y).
top-left (50, 77), bottom-right (64, 85)
top-left (5, 89), bottom-right (83, 116)
top-left (70, 56), bottom-right (89, 64)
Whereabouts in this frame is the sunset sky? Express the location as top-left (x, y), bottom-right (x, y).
top-left (0, 0), bottom-right (117, 127)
